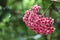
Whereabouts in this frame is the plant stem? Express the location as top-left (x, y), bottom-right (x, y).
top-left (42, 2), bottom-right (54, 16)
top-left (43, 35), bottom-right (48, 40)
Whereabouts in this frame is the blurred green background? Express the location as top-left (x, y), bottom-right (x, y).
top-left (0, 0), bottom-right (60, 40)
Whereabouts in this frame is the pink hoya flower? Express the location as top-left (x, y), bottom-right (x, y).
top-left (32, 5), bottom-right (41, 13)
top-left (23, 5), bottom-right (55, 35)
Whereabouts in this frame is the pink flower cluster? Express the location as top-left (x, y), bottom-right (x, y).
top-left (23, 5), bottom-right (55, 35)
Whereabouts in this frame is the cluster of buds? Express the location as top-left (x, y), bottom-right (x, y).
top-left (23, 5), bottom-right (55, 35)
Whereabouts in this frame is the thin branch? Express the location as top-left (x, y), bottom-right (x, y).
top-left (43, 35), bottom-right (48, 40)
top-left (42, 2), bottom-right (54, 16)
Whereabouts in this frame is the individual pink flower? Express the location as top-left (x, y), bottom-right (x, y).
top-left (32, 5), bottom-right (41, 13)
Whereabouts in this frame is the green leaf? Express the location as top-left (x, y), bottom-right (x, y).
top-left (23, 0), bottom-right (35, 9)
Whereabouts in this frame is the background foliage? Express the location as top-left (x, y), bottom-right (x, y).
top-left (0, 0), bottom-right (60, 40)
